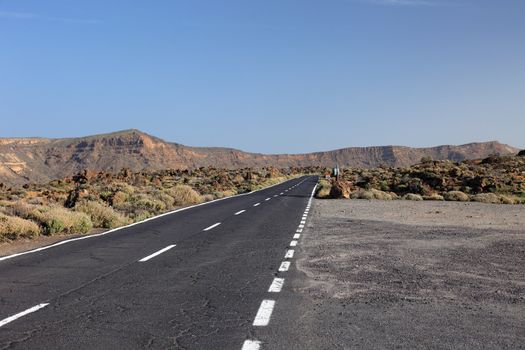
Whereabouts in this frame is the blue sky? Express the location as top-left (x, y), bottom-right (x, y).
top-left (1, 0), bottom-right (523, 153)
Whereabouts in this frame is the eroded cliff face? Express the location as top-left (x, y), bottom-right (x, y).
top-left (0, 129), bottom-right (518, 186)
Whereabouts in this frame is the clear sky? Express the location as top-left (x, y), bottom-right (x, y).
top-left (1, 0), bottom-right (524, 153)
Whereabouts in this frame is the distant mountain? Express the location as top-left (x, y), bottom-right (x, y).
top-left (0, 129), bottom-right (519, 186)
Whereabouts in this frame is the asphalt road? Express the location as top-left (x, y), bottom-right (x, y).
top-left (0, 176), bottom-right (318, 349)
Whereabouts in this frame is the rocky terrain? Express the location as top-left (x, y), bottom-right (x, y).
top-left (0, 129), bottom-right (517, 186)
top-left (317, 153), bottom-right (525, 204)
top-left (0, 167), bottom-right (306, 243)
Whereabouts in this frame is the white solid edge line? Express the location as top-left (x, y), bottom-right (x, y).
top-left (0, 303), bottom-right (49, 328)
top-left (278, 261), bottom-right (290, 272)
top-left (285, 249), bottom-right (294, 258)
top-left (235, 210), bottom-right (246, 215)
top-left (242, 340), bottom-right (261, 350)
top-left (204, 222), bottom-right (221, 231)
top-left (253, 299), bottom-right (275, 326)
top-left (138, 244), bottom-right (176, 262)
top-left (0, 177), bottom-right (305, 263)
top-left (268, 278), bottom-right (285, 292)
top-left (290, 240), bottom-right (298, 247)
top-left (293, 233), bottom-right (300, 239)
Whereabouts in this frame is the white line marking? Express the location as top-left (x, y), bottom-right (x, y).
top-left (139, 245), bottom-right (176, 262)
top-left (0, 177), bottom-right (301, 262)
top-left (242, 340), bottom-right (261, 350)
top-left (290, 240), bottom-right (298, 247)
top-left (204, 222), bottom-right (221, 231)
top-left (293, 233), bottom-right (300, 239)
top-left (273, 194), bottom-right (278, 197)
top-left (235, 210), bottom-right (246, 215)
top-left (253, 203), bottom-right (260, 207)
top-left (280, 192), bottom-right (284, 195)
top-left (296, 228), bottom-right (303, 233)
top-left (298, 224), bottom-right (304, 229)
top-left (265, 198), bottom-right (271, 201)
top-left (253, 300), bottom-right (275, 326)
top-left (300, 220), bottom-right (306, 225)
top-left (279, 261), bottom-right (291, 271)
top-left (285, 249), bottom-right (294, 259)
top-left (0, 303), bottom-right (49, 328)
top-left (268, 278), bottom-right (285, 292)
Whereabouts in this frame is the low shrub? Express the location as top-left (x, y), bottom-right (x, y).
top-left (351, 189), bottom-right (393, 200)
top-left (471, 193), bottom-right (501, 204)
top-left (24, 206), bottom-right (93, 235)
top-left (423, 193), bottom-right (445, 201)
top-left (315, 179), bottom-right (332, 199)
top-left (0, 213), bottom-right (41, 241)
top-left (75, 201), bottom-right (130, 229)
top-left (169, 185), bottom-right (203, 206)
top-left (403, 193), bottom-right (423, 201)
top-left (443, 191), bottom-right (470, 202)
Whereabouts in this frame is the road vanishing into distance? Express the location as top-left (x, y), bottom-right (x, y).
top-left (0, 176), bottom-right (318, 349)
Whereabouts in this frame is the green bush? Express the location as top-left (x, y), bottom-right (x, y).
top-left (75, 201), bottom-right (130, 229)
top-left (0, 213), bottom-right (41, 241)
top-left (32, 206), bottom-right (92, 235)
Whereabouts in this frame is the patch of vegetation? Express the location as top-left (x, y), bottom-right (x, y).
top-left (0, 167), bottom-right (308, 243)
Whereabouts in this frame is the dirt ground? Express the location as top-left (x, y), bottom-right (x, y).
top-left (295, 199), bottom-right (525, 349)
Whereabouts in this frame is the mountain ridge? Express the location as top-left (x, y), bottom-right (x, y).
top-left (0, 129), bottom-right (519, 186)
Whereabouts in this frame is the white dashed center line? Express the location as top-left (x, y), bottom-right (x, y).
top-left (0, 303), bottom-right (50, 328)
top-left (139, 244), bottom-right (176, 262)
top-left (253, 203), bottom-right (260, 207)
top-left (278, 261), bottom-right (290, 272)
top-left (265, 198), bottom-right (271, 201)
top-left (268, 278), bottom-right (285, 292)
top-left (235, 210), bottom-right (246, 215)
top-left (204, 222), bottom-right (221, 231)
top-left (242, 340), bottom-right (261, 350)
top-left (253, 300), bottom-right (275, 326)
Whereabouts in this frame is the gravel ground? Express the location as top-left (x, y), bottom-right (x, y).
top-left (293, 199), bottom-right (525, 349)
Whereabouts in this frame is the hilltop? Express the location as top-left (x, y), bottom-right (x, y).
top-left (0, 129), bottom-right (518, 186)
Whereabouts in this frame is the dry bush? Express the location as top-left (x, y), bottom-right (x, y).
top-left (202, 194), bottom-right (215, 202)
top-left (443, 191), bottom-right (470, 202)
top-left (472, 193), bottom-right (501, 204)
top-left (168, 185), bottom-right (203, 206)
top-left (75, 201), bottom-right (130, 229)
top-left (315, 179), bottom-right (332, 199)
top-left (403, 193), bottom-right (424, 201)
top-left (423, 193), bottom-right (445, 201)
top-left (351, 189), bottom-right (393, 200)
top-left (0, 213), bottom-right (41, 241)
top-left (111, 191), bottom-right (129, 205)
top-left (499, 195), bottom-right (519, 205)
top-left (25, 206), bottom-right (93, 235)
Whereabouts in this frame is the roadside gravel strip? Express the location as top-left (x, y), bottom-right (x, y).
top-left (277, 199), bottom-right (525, 349)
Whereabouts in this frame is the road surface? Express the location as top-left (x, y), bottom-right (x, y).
top-left (0, 176), bottom-right (318, 349)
